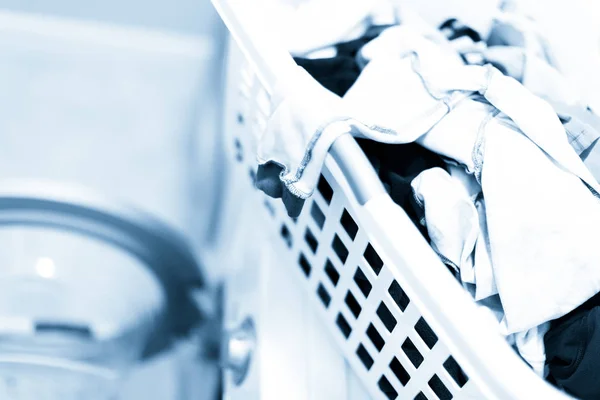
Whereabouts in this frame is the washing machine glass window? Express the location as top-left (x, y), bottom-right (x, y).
top-left (0, 182), bottom-right (205, 400)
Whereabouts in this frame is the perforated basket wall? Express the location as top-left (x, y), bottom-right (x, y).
top-left (220, 37), bottom-right (493, 400)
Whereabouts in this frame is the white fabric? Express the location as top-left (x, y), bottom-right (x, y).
top-left (411, 168), bottom-right (478, 278)
top-left (473, 198), bottom-right (497, 301)
top-left (447, 163), bottom-right (481, 199)
top-left (479, 114), bottom-right (600, 333)
top-left (513, 322), bottom-right (551, 377)
top-left (482, 46), bottom-right (582, 106)
top-left (258, 68), bottom-right (348, 198)
top-left (417, 70), bottom-right (600, 332)
top-left (262, 32), bottom-right (600, 333)
top-left (409, 166), bottom-right (499, 301)
top-left (271, 0), bottom-right (396, 57)
top-left (356, 23), bottom-right (454, 68)
top-left (481, 45), bottom-right (600, 185)
top-left (476, 296), bottom-right (549, 377)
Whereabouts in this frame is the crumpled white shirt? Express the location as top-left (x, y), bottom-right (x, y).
top-left (411, 166), bottom-right (551, 376)
top-left (411, 167), bottom-right (478, 278)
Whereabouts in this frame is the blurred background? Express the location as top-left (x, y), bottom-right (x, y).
top-left (0, 0), bottom-right (226, 399)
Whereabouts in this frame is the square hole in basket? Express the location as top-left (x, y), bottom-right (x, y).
top-left (366, 324), bottom-right (385, 352)
top-left (390, 357), bottom-right (411, 386)
top-left (364, 243), bottom-right (383, 275)
top-left (249, 168), bottom-right (257, 185)
top-left (317, 283), bottom-right (331, 308)
top-left (377, 302), bottom-right (397, 332)
top-left (402, 338), bottom-right (424, 368)
top-left (378, 376), bottom-right (398, 400)
top-left (340, 209), bottom-right (358, 240)
top-left (345, 291), bottom-right (362, 319)
top-left (389, 280), bottom-right (410, 312)
top-left (311, 203), bottom-right (326, 230)
top-left (280, 225), bottom-right (292, 248)
top-left (332, 234), bottom-right (349, 264)
top-left (415, 317), bottom-right (438, 349)
top-left (356, 344), bottom-right (374, 370)
top-left (264, 199), bottom-right (275, 217)
top-left (236, 113), bottom-right (245, 124)
top-left (336, 313), bottom-right (351, 339)
top-left (443, 356), bottom-right (469, 388)
top-left (305, 228), bottom-right (319, 254)
top-left (428, 374), bottom-right (453, 400)
top-left (414, 392), bottom-right (428, 400)
top-left (354, 268), bottom-right (372, 297)
top-left (324, 259), bottom-right (340, 286)
top-left (234, 138), bottom-right (243, 162)
top-left (317, 175), bottom-right (333, 204)
top-left (298, 253), bottom-right (311, 277)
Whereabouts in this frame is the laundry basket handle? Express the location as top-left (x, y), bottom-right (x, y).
top-left (329, 133), bottom-right (387, 205)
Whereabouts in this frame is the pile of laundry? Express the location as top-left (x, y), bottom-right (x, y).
top-left (254, 1), bottom-right (600, 399)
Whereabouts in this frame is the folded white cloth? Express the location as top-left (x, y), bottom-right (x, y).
top-left (411, 165), bottom-right (548, 376)
top-left (513, 322), bottom-right (551, 377)
top-left (472, 197), bottom-right (497, 301)
top-left (410, 166), bottom-right (499, 301)
top-left (476, 296), bottom-right (550, 377)
top-left (411, 167), bottom-right (478, 278)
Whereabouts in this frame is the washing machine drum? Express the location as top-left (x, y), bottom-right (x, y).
top-left (0, 181), bottom-right (204, 399)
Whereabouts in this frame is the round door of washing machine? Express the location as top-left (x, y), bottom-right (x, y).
top-left (0, 181), bottom-right (205, 399)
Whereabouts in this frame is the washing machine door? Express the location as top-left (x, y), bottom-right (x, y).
top-left (0, 180), bottom-right (205, 399)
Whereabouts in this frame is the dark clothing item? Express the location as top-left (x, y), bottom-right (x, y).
top-left (357, 140), bottom-right (446, 238)
top-left (293, 25), bottom-right (394, 97)
top-left (294, 57), bottom-right (360, 97)
top-left (255, 141), bottom-right (445, 227)
top-left (439, 18), bottom-right (482, 43)
top-left (256, 161), bottom-right (285, 198)
top-left (256, 161), bottom-right (305, 218)
top-left (545, 292), bottom-right (600, 399)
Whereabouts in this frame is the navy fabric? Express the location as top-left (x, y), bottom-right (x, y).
top-left (256, 162), bottom-right (305, 217)
top-left (294, 56), bottom-right (360, 97)
top-left (545, 292), bottom-right (600, 399)
top-left (256, 161), bottom-right (284, 199)
top-left (358, 139), bottom-right (445, 238)
top-left (294, 25), bottom-right (393, 97)
top-left (439, 18), bottom-right (482, 42)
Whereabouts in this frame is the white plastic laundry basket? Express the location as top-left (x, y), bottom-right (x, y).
top-left (212, 0), bottom-right (574, 399)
